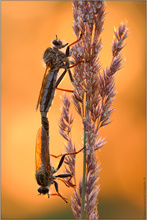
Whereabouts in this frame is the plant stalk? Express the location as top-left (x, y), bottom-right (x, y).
top-left (81, 130), bottom-right (86, 219)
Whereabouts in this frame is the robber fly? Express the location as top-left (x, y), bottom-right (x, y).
top-left (36, 33), bottom-right (83, 115)
top-left (36, 34), bottom-right (83, 135)
top-left (35, 125), bottom-right (84, 203)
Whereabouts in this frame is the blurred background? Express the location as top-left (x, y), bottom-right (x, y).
top-left (1, 1), bottom-right (146, 219)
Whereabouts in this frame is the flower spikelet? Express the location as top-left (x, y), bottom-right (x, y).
top-left (59, 1), bottom-right (128, 219)
top-left (71, 1), bottom-right (106, 219)
top-left (59, 94), bottom-right (76, 186)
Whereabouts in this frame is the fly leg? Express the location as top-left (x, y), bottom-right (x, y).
top-left (67, 68), bottom-right (74, 83)
top-left (55, 60), bottom-right (85, 89)
top-left (51, 147), bottom-right (85, 186)
top-left (66, 33), bottom-right (83, 57)
top-left (67, 59), bottom-right (85, 83)
top-left (55, 68), bottom-right (67, 88)
top-left (51, 146), bottom-right (85, 159)
top-left (49, 192), bottom-right (69, 203)
top-left (57, 177), bottom-right (75, 187)
top-left (56, 87), bottom-right (73, 93)
top-left (52, 181), bottom-right (69, 203)
top-left (52, 155), bottom-right (76, 187)
top-left (56, 174), bottom-right (75, 188)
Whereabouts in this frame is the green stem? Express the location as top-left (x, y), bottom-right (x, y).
top-left (81, 130), bottom-right (86, 219)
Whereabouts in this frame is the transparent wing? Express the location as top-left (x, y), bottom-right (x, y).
top-left (36, 65), bottom-right (50, 111)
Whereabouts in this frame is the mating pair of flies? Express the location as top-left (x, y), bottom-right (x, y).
top-left (35, 33), bottom-right (84, 203)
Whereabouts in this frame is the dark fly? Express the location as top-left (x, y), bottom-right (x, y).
top-left (35, 34), bottom-right (84, 202)
top-left (36, 34), bottom-right (83, 114)
top-left (35, 125), bottom-right (84, 203)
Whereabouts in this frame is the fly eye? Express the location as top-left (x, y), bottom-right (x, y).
top-left (52, 40), bottom-right (61, 46)
top-left (38, 187), bottom-right (49, 195)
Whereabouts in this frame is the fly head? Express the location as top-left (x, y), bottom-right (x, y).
top-left (38, 187), bottom-right (49, 196)
top-left (52, 35), bottom-right (68, 49)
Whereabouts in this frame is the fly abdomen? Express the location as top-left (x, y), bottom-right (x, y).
top-left (42, 116), bottom-right (49, 140)
top-left (40, 68), bottom-right (58, 116)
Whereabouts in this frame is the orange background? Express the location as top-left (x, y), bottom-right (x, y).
top-left (1, 1), bottom-right (146, 219)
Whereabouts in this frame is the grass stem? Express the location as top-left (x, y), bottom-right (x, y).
top-left (81, 130), bottom-right (86, 219)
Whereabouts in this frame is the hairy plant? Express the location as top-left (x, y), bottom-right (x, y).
top-left (59, 1), bottom-right (128, 219)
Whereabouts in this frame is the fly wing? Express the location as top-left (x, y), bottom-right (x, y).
top-left (36, 65), bottom-right (50, 111)
top-left (35, 126), bottom-right (50, 173)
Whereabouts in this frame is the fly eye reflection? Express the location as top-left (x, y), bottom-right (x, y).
top-left (38, 187), bottom-right (49, 195)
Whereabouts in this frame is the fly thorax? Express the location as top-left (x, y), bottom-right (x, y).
top-left (47, 165), bottom-right (57, 184)
top-left (49, 165), bottom-right (56, 174)
top-left (43, 47), bottom-right (55, 65)
top-left (48, 173), bottom-right (56, 186)
top-left (36, 167), bottom-right (49, 187)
